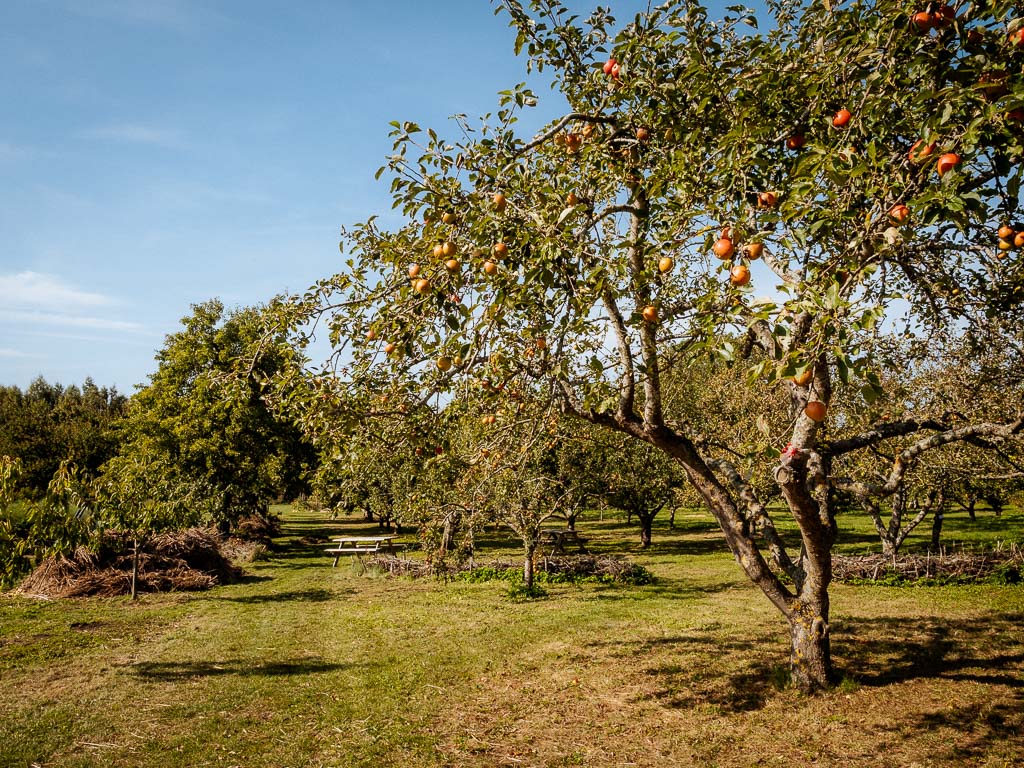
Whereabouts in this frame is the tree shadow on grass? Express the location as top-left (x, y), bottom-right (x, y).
top-left (582, 575), bottom-right (742, 602)
top-left (214, 587), bottom-right (356, 604)
top-left (124, 657), bottom-right (363, 681)
top-left (231, 574), bottom-right (274, 585)
top-left (583, 611), bottom-right (1024, 716)
top-left (833, 612), bottom-right (1024, 688)
top-left (587, 629), bottom-right (788, 713)
top-left (906, 691), bottom-right (1024, 763)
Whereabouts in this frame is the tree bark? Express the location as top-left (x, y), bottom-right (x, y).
top-left (130, 536), bottom-right (139, 601)
top-left (788, 602), bottom-right (833, 693)
top-left (930, 511), bottom-right (944, 550)
top-left (638, 512), bottom-right (653, 548)
top-left (523, 542), bottom-right (536, 588)
top-left (579, 417), bottom-right (833, 692)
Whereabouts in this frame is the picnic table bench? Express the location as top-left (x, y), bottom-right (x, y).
top-left (540, 528), bottom-right (588, 555)
top-left (324, 535), bottom-right (398, 568)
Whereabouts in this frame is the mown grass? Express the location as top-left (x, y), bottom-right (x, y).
top-left (1, 504), bottom-right (1022, 767)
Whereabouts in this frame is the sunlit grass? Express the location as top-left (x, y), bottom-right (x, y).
top-left (1, 504), bottom-right (1021, 767)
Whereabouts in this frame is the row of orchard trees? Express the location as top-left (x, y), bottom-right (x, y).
top-left (301, 331), bottom-right (1021, 577)
top-left (1, 300), bottom-right (314, 594)
top-left (263, 0), bottom-right (1024, 692)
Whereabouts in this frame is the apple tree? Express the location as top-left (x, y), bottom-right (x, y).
top-left (124, 300), bottom-right (314, 533)
top-left (271, 0), bottom-right (1024, 691)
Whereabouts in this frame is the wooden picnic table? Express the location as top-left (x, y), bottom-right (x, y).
top-left (540, 529), bottom-right (588, 556)
top-left (324, 535), bottom-right (398, 567)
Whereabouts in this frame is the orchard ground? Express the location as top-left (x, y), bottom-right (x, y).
top-left (1, 505), bottom-right (1022, 768)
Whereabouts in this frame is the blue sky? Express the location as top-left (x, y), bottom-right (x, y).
top-left (0, 0), bottom-right (671, 391)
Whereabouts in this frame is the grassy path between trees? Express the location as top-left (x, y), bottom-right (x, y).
top-left (1, 506), bottom-right (1022, 767)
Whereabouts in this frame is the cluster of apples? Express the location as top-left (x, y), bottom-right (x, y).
top-left (911, 4), bottom-right (955, 32)
top-left (997, 224), bottom-right (1024, 255)
top-left (712, 223), bottom-right (764, 287)
top-left (602, 57), bottom-right (621, 80)
top-left (555, 122), bottom-right (596, 155)
top-left (908, 139), bottom-right (960, 175)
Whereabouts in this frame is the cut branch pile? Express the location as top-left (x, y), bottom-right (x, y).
top-left (833, 543), bottom-right (1023, 584)
top-left (13, 528), bottom-right (242, 598)
top-left (365, 553), bottom-right (652, 584)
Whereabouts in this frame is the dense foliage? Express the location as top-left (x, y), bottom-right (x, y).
top-left (0, 378), bottom-right (127, 497)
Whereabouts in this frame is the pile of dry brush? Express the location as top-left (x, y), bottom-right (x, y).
top-left (14, 528), bottom-right (242, 599)
top-left (833, 543), bottom-right (1023, 583)
top-left (365, 553), bottom-right (651, 583)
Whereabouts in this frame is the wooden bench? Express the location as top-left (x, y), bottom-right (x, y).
top-left (540, 529), bottom-right (589, 555)
top-left (324, 535), bottom-right (397, 568)
top-left (324, 544), bottom-right (381, 567)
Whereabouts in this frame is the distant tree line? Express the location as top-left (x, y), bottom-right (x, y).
top-left (0, 377), bottom-right (128, 497)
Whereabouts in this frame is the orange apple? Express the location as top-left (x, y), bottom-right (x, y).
top-left (483, 260), bottom-right (498, 276)
top-left (641, 305), bottom-right (658, 323)
top-left (713, 237), bottom-right (735, 260)
top-left (792, 368), bottom-right (813, 386)
top-left (436, 356), bottom-right (452, 372)
top-left (908, 139), bottom-right (936, 163)
top-left (743, 243), bottom-right (763, 260)
top-left (493, 242), bottom-right (509, 259)
top-left (832, 108), bottom-right (852, 128)
top-left (998, 225), bottom-right (1015, 240)
top-left (888, 204), bottom-right (911, 224)
top-left (408, 263), bottom-right (421, 279)
top-left (413, 278), bottom-right (431, 294)
top-left (757, 191), bottom-right (778, 208)
top-left (441, 211), bottom-right (457, 225)
top-left (911, 10), bottom-right (934, 32)
top-left (658, 256), bottom-right (675, 273)
top-left (493, 192), bottom-right (507, 212)
top-left (729, 264), bottom-right (751, 286)
top-left (445, 258), bottom-right (460, 272)
top-left (432, 244), bottom-right (445, 259)
top-left (804, 401), bottom-right (826, 421)
top-left (936, 152), bottom-right (960, 176)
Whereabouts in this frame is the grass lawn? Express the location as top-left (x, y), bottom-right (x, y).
top-left (1, 504), bottom-right (1022, 767)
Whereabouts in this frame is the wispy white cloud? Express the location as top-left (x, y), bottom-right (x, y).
top-left (0, 348), bottom-right (38, 359)
top-left (84, 122), bottom-right (186, 149)
top-left (0, 273), bottom-right (147, 339)
top-left (0, 271), bottom-right (113, 310)
top-left (0, 309), bottom-right (144, 333)
top-left (7, 329), bottom-right (156, 346)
